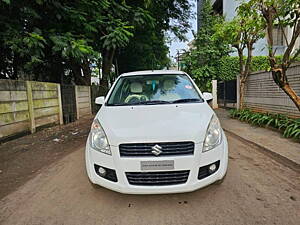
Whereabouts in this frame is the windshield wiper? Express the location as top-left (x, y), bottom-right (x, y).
top-left (172, 98), bottom-right (202, 103)
top-left (108, 100), bottom-right (171, 106)
top-left (108, 99), bottom-right (201, 106)
top-left (106, 103), bottom-right (132, 106)
top-left (138, 100), bottom-right (171, 105)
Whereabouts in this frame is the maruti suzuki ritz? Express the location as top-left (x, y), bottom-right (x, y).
top-left (85, 70), bottom-right (228, 194)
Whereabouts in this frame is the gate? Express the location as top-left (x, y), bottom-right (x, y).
top-left (217, 80), bottom-right (237, 108)
top-left (61, 85), bottom-right (77, 124)
top-left (91, 84), bottom-right (101, 114)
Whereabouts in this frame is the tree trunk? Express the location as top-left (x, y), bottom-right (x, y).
top-left (237, 48), bottom-right (244, 75)
top-left (271, 67), bottom-right (300, 111)
top-left (281, 83), bottom-right (300, 111)
top-left (235, 43), bottom-right (253, 110)
top-left (101, 48), bottom-right (115, 96)
top-left (81, 59), bottom-right (91, 86)
top-left (261, 5), bottom-right (300, 111)
top-left (239, 78), bottom-right (246, 109)
top-left (70, 62), bottom-right (82, 85)
top-left (236, 47), bottom-right (247, 110)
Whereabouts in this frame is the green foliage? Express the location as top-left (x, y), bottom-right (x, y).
top-left (101, 22), bottom-right (134, 50)
top-left (212, 0), bottom-right (266, 93)
top-left (1, 0), bottom-right (10, 4)
top-left (246, 0), bottom-right (300, 112)
top-left (213, 1), bottom-right (265, 56)
top-left (148, 0), bottom-right (192, 42)
top-left (0, 0), bottom-right (153, 83)
top-left (0, 0), bottom-right (192, 85)
top-left (217, 57), bottom-right (240, 81)
top-left (249, 0), bottom-right (299, 34)
top-left (181, 0), bottom-right (230, 91)
top-left (116, 0), bottom-right (192, 73)
top-left (214, 14), bottom-right (264, 53)
top-left (203, 55), bottom-right (300, 81)
top-left (117, 29), bottom-right (170, 73)
top-left (247, 0), bottom-right (300, 58)
top-left (217, 55), bottom-right (285, 80)
top-left (230, 109), bottom-right (300, 139)
top-left (50, 33), bottom-right (96, 59)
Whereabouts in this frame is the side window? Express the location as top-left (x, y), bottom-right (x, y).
top-left (120, 81), bottom-right (131, 102)
top-left (107, 78), bottom-right (125, 104)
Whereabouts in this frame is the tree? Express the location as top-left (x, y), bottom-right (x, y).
top-left (0, 0), bottom-right (105, 83)
top-left (99, 3), bottom-right (153, 94)
top-left (0, 0), bottom-right (194, 93)
top-left (117, 29), bottom-right (170, 74)
top-left (214, 2), bottom-right (265, 108)
top-left (116, 0), bottom-right (192, 75)
top-left (0, 0), bottom-right (150, 88)
top-left (250, 0), bottom-right (300, 111)
top-left (182, 0), bottom-right (230, 91)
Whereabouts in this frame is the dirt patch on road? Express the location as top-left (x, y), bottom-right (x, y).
top-left (0, 134), bottom-right (299, 225)
top-left (0, 115), bottom-right (93, 199)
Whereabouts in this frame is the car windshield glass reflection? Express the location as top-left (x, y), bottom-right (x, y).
top-left (107, 74), bottom-right (203, 106)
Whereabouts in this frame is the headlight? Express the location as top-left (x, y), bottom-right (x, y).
top-left (203, 114), bottom-right (222, 152)
top-left (89, 119), bottom-right (111, 155)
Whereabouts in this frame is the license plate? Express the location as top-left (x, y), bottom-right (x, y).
top-left (140, 160), bottom-right (174, 171)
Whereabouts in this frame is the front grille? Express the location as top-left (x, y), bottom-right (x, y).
top-left (119, 142), bottom-right (194, 157)
top-left (126, 170), bottom-right (190, 186)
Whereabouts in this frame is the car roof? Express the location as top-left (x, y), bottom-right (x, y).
top-left (120, 70), bottom-right (186, 77)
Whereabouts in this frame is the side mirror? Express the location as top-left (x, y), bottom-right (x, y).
top-left (95, 96), bottom-right (105, 105)
top-left (203, 92), bottom-right (213, 102)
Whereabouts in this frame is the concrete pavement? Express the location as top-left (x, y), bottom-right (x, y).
top-left (216, 108), bottom-right (300, 171)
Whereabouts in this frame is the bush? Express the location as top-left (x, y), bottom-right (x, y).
top-left (217, 55), bottom-right (300, 81)
top-left (217, 56), bottom-right (272, 81)
top-left (229, 109), bottom-right (300, 139)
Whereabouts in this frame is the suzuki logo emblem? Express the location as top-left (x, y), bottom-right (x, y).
top-left (151, 144), bottom-right (162, 156)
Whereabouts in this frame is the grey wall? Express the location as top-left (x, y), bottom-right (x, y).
top-left (244, 63), bottom-right (300, 118)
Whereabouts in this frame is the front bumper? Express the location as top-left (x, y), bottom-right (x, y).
top-left (85, 133), bottom-right (228, 194)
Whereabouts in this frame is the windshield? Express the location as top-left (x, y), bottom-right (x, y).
top-left (107, 74), bottom-right (203, 106)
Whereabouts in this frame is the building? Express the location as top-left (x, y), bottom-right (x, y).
top-left (197, 0), bottom-right (300, 56)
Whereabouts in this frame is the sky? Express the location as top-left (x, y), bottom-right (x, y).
top-left (168, 0), bottom-right (197, 61)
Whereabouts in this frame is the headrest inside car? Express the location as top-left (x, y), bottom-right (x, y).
top-left (130, 82), bottom-right (143, 93)
top-left (163, 80), bottom-right (175, 91)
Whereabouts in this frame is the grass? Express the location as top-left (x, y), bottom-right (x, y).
top-left (229, 109), bottom-right (300, 140)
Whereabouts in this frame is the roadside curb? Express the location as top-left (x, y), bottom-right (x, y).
top-left (224, 128), bottom-right (300, 173)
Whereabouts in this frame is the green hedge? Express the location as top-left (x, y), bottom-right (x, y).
top-left (217, 55), bottom-right (300, 81)
top-left (230, 109), bottom-right (300, 140)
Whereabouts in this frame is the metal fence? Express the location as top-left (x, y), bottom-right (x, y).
top-left (61, 85), bottom-right (77, 124)
top-left (217, 80), bottom-right (237, 108)
top-left (91, 84), bottom-right (102, 114)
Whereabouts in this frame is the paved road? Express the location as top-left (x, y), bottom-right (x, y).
top-left (0, 134), bottom-right (299, 225)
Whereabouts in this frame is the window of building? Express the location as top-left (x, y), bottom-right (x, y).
top-left (272, 27), bottom-right (286, 46)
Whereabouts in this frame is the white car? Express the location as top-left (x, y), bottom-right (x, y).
top-left (85, 70), bottom-right (228, 194)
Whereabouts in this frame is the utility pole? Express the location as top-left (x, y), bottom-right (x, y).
top-left (167, 51), bottom-right (171, 70)
top-left (177, 50), bottom-right (180, 70)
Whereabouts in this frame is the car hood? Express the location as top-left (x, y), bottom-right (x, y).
top-left (97, 103), bottom-right (214, 146)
